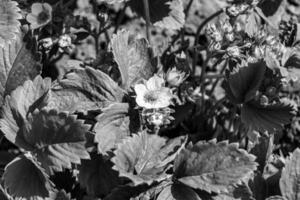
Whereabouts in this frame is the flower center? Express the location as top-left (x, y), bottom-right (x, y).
top-left (144, 91), bottom-right (159, 104)
top-left (37, 11), bottom-right (50, 24)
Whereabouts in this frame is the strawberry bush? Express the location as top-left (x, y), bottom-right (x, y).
top-left (0, 0), bottom-right (300, 199)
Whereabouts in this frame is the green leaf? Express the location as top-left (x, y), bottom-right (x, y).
top-left (79, 153), bottom-right (122, 197)
top-left (0, 34), bottom-right (41, 105)
top-left (212, 184), bottom-right (253, 200)
top-left (241, 100), bottom-right (295, 133)
top-left (224, 60), bottom-right (267, 104)
top-left (3, 154), bottom-right (53, 199)
top-left (265, 196), bottom-right (286, 200)
top-left (173, 140), bottom-right (257, 194)
top-left (250, 134), bottom-right (274, 172)
top-left (25, 109), bottom-right (91, 174)
top-left (104, 185), bottom-right (149, 200)
top-left (157, 184), bottom-right (201, 200)
top-left (0, 0), bottom-right (22, 47)
top-left (111, 132), bottom-right (186, 186)
top-left (0, 184), bottom-right (10, 200)
top-left (280, 148), bottom-right (300, 200)
top-left (50, 67), bottom-right (124, 112)
top-left (128, 0), bottom-right (185, 30)
top-left (110, 30), bottom-right (155, 89)
top-left (245, 12), bottom-right (260, 38)
top-left (258, 0), bottom-right (286, 28)
top-left (0, 76), bottom-right (51, 148)
top-left (48, 190), bottom-right (72, 200)
top-left (94, 103), bottom-right (130, 155)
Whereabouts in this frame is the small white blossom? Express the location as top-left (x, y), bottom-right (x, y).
top-left (134, 75), bottom-right (173, 109)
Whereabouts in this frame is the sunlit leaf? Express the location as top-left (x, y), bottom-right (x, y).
top-left (173, 139), bottom-right (257, 194)
top-left (3, 154), bottom-right (53, 199)
top-left (0, 34), bottom-right (41, 106)
top-left (280, 148), bottom-right (300, 200)
top-left (25, 109), bottom-right (91, 174)
top-left (112, 132), bottom-right (186, 185)
top-left (0, 76), bottom-right (51, 148)
top-left (110, 30), bottom-right (155, 89)
top-left (94, 103), bottom-right (130, 155)
top-left (128, 0), bottom-right (185, 30)
top-left (0, 0), bottom-right (22, 47)
top-left (50, 66), bottom-right (125, 112)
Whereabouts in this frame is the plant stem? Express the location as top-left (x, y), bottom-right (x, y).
top-left (143, 0), bottom-right (151, 41)
top-left (192, 9), bottom-right (224, 73)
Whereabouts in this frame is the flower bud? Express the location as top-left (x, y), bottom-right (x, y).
top-left (266, 86), bottom-right (277, 97)
top-left (166, 68), bottom-right (188, 87)
top-left (225, 32), bottom-right (235, 42)
top-left (148, 112), bottom-right (164, 127)
top-left (40, 37), bottom-right (53, 50)
top-left (206, 24), bottom-right (217, 36)
top-left (222, 20), bottom-right (233, 33)
top-left (58, 34), bottom-right (72, 48)
top-left (260, 95), bottom-right (269, 106)
top-left (226, 46), bottom-right (240, 57)
top-left (209, 42), bottom-right (222, 51)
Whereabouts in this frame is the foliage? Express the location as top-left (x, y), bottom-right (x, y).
top-left (0, 0), bottom-right (299, 199)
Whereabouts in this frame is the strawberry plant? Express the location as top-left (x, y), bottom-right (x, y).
top-left (0, 0), bottom-right (299, 199)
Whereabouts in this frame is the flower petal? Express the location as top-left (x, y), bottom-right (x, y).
top-left (136, 96), bottom-right (148, 108)
top-left (146, 75), bottom-right (165, 91)
top-left (42, 3), bottom-right (52, 13)
top-left (31, 3), bottom-right (43, 15)
top-left (134, 84), bottom-right (147, 97)
top-left (26, 14), bottom-right (38, 24)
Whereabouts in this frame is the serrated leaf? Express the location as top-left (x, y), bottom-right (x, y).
top-left (266, 196), bottom-right (286, 200)
top-left (250, 134), bottom-right (274, 172)
top-left (94, 103), bottom-right (130, 155)
top-left (112, 132), bottom-right (186, 186)
top-left (258, 0), bottom-right (286, 28)
top-left (157, 183), bottom-right (201, 200)
top-left (47, 190), bottom-right (72, 200)
top-left (50, 67), bottom-right (124, 112)
top-left (279, 148), bottom-right (300, 200)
top-left (0, 76), bottom-right (51, 148)
top-left (110, 30), bottom-right (155, 89)
top-left (79, 153), bottom-right (121, 197)
top-left (224, 60), bottom-right (267, 104)
top-left (245, 12), bottom-right (260, 38)
top-left (25, 109), bottom-right (91, 174)
top-left (173, 140), bottom-right (257, 194)
top-left (0, 34), bottom-right (41, 106)
top-left (0, 184), bottom-right (10, 200)
top-left (241, 100), bottom-right (295, 133)
top-left (3, 154), bottom-right (53, 199)
top-left (104, 185), bottom-right (149, 200)
top-left (0, 0), bottom-right (22, 47)
top-left (212, 184), bottom-right (253, 200)
top-left (128, 0), bottom-right (185, 30)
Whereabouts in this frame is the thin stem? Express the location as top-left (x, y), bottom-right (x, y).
top-left (192, 9), bottom-right (224, 73)
top-left (114, 3), bottom-right (128, 33)
top-left (143, 0), bottom-right (151, 41)
top-left (208, 60), bottom-right (227, 96)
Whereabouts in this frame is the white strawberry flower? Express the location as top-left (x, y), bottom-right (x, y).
top-left (134, 75), bottom-right (173, 109)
